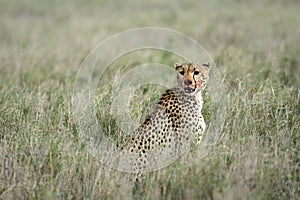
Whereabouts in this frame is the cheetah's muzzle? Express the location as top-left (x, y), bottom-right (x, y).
top-left (184, 87), bottom-right (196, 94)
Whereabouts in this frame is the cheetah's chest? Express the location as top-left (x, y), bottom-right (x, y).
top-left (175, 95), bottom-right (204, 133)
top-left (128, 89), bottom-right (205, 152)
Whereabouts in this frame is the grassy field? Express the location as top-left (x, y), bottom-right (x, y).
top-left (0, 0), bottom-right (299, 199)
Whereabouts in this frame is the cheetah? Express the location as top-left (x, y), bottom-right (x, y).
top-left (118, 62), bottom-right (211, 173)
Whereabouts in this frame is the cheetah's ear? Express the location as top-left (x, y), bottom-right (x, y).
top-left (202, 61), bottom-right (211, 69)
top-left (174, 63), bottom-right (182, 70)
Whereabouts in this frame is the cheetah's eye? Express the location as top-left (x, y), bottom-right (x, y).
top-left (194, 71), bottom-right (200, 75)
top-left (179, 71), bottom-right (184, 75)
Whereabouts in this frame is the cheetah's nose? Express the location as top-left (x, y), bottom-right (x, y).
top-left (184, 80), bottom-right (192, 86)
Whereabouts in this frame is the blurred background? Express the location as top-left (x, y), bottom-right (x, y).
top-left (1, 0), bottom-right (299, 85)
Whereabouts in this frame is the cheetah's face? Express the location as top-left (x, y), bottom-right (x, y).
top-left (174, 62), bottom-right (211, 96)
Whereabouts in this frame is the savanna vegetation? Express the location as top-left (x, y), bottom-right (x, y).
top-left (0, 0), bottom-right (299, 199)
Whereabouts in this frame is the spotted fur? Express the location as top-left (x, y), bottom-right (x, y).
top-left (120, 62), bottom-right (211, 173)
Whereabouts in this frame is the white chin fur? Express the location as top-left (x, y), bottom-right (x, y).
top-left (183, 89), bottom-right (199, 96)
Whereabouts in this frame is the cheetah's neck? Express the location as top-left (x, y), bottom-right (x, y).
top-left (195, 91), bottom-right (204, 112)
top-left (174, 87), bottom-right (204, 112)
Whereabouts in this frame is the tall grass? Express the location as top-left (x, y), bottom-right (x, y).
top-left (0, 0), bottom-right (299, 199)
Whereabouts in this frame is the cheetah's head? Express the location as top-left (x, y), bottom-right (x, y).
top-left (174, 62), bottom-right (211, 96)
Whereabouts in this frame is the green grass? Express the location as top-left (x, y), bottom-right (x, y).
top-left (0, 0), bottom-right (299, 199)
